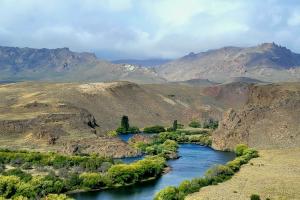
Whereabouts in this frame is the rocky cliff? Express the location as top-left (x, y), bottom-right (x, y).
top-left (212, 83), bottom-right (300, 150)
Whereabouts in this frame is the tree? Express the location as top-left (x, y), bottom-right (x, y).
top-left (121, 116), bottom-right (129, 132)
top-left (172, 120), bottom-right (178, 131)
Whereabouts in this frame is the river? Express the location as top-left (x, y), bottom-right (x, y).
top-left (73, 134), bottom-right (235, 200)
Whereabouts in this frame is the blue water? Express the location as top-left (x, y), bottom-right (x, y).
top-left (73, 144), bottom-right (235, 200)
top-left (118, 133), bottom-right (136, 142)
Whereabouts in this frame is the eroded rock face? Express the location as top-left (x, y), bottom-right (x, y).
top-left (212, 83), bottom-right (300, 150)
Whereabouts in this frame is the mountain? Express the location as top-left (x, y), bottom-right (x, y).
top-left (0, 46), bottom-right (165, 83)
top-left (158, 43), bottom-right (300, 83)
top-left (112, 58), bottom-right (171, 67)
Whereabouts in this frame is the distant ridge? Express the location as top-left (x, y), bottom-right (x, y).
top-left (158, 42), bottom-right (300, 83)
top-left (0, 46), bottom-right (165, 83)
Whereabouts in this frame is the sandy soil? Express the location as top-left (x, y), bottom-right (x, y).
top-left (186, 148), bottom-right (300, 200)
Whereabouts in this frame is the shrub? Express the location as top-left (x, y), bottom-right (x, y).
top-left (154, 186), bottom-right (180, 200)
top-left (205, 165), bottom-right (234, 181)
top-left (3, 168), bottom-right (32, 182)
top-left (178, 180), bottom-right (192, 194)
top-left (250, 194), bottom-right (261, 200)
top-left (106, 130), bottom-right (118, 137)
top-left (143, 126), bottom-right (166, 133)
top-left (202, 119), bottom-right (218, 129)
top-left (128, 126), bottom-right (140, 134)
top-left (42, 194), bottom-right (74, 200)
top-left (0, 175), bottom-right (21, 198)
top-left (189, 121), bottom-right (201, 128)
top-left (79, 172), bottom-right (104, 189)
top-left (235, 144), bottom-right (248, 156)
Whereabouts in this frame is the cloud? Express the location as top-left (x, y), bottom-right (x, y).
top-left (0, 0), bottom-right (299, 59)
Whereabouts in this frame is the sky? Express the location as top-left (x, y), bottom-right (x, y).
top-left (0, 0), bottom-right (300, 60)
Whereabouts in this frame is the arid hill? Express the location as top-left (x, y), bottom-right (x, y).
top-left (212, 82), bottom-right (300, 150)
top-left (158, 43), bottom-right (300, 82)
top-left (0, 81), bottom-right (227, 157)
top-left (0, 46), bottom-right (164, 83)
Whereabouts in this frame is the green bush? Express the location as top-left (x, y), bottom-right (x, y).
top-left (205, 165), bottom-right (234, 181)
top-left (108, 156), bottom-right (166, 186)
top-left (116, 126), bottom-right (140, 134)
top-left (0, 175), bottom-right (21, 198)
top-left (202, 119), bottom-right (218, 129)
top-left (250, 194), bottom-right (261, 200)
top-left (79, 172), bottom-right (104, 189)
top-left (189, 121), bottom-right (201, 128)
top-left (235, 144), bottom-right (248, 156)
top-left (3, 168), bottom-right (32, 182)
top-left (143, 126), bottom-right (166, 133)
top-left (42, 194), bottom-right (74, 200)
top-left (154, 186), bottom-right (180, 200)
top-left (128, 126), bottom-right (140, 134)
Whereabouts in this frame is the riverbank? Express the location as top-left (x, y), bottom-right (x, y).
top-left (73, 144), bottom-right (235, 200)
top-left (186, 148), bottom-right (300, 200)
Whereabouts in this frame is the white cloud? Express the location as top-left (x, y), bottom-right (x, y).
top-left (0, 0), bottom-right (299, 59)
top-left (288, 12), bottom-right (300, 26)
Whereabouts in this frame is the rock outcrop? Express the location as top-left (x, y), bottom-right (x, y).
top-left (212, 83), bottom-right (300, 150)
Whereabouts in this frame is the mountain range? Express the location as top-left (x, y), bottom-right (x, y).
top-left (0, 46), bottom-right (164, 83)
top-left (1, 42), bottom-right (300, 83)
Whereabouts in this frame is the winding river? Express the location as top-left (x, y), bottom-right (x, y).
top-left (73, 134), bottom-right (235, 200)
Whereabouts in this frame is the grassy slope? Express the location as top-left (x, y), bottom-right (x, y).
top-left (186, 148), bottom-right (300, 200)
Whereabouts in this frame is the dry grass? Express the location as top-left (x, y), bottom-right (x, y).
top-left (186, 148), bottom-right (300, 200)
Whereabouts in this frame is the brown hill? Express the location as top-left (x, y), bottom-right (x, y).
top-left (212, 82), bottom-right (300, 150)
top-left (0, 46), bottom-right (165, 83)
top-left (158, 43), bottom-right (300, 82)
top-left (0, 81), bottom-right (227, 156)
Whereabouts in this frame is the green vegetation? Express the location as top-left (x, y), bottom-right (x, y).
top-left (116, 116), bottom-right (140, 134)
top-left (0, 149), bottom-right (166, 199)
top-left (235, 144), bottom-right (249, 156)
top-left (188, 119), bottom-right (218, 129)
top-left (143, 125), bottom-right (166, 133)
top-left (154, 144), bottom-right (258, 200)
top-left (202, 118), bottom-right (219, 130)
top-left (250, 194), bottom-right (261, 200)
top-left (188, 121), bottom-right (201, 128)
top-left (157, 131), bottom-right (212, 146)
top-left (108, 156), bottom-right (165, 186)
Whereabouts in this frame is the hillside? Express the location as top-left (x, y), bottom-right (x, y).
top-left (158, 43), bottom-right (300, 82)
top-left (212, 82), bottom-right (300, 150)
top-left (0, 46), bottom-right (164, 83)
top-left (0, 81), bottom-right (230, 156)
top-left (187, 148), bottom-right (300, 200)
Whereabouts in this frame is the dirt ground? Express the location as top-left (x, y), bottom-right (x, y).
top-left (186, 148), bottom-right (300, 200)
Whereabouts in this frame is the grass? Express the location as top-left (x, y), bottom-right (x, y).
top-left (186, 148), bottom-right (300, 200)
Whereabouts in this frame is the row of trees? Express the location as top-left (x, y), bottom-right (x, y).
top-left (154, 144), bottom-right (258, 200)
top-left (0, 149), bottom-right (114, 171)
top-left (189, 118), bottom-right (219, 129)
top-left (0, 154), bottom-right (166, 199)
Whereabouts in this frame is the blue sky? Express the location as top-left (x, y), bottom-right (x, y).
top-left (0, 0), bottom-right (299, 59)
